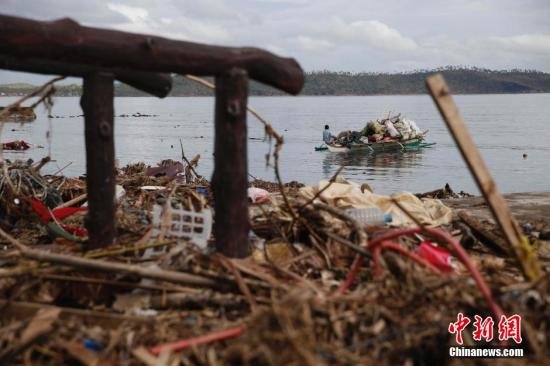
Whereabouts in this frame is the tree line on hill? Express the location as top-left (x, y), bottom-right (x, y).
top-left (1, 67), bottom-right (549, 97)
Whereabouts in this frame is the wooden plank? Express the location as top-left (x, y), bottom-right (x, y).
top-left (426, 73), bottom-right (541, 280)
top-left (0, 14), bottom-right (304, 95)
top-left (0, 55), bottom-right (172, 98)
top-left (81, 73), bottom-right (116, 248)
top-left (212, 68), bottom-right (250, 258)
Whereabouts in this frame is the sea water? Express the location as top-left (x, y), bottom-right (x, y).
top-left (2, 94), bottom-right (549, 195)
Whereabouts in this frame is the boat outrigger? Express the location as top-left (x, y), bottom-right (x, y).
top-left (318, 113), bottom-right (436, 153)
top-left (326, 136), bottom-right (435, 153)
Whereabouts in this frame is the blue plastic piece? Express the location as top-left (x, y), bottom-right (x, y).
top-left (83, 338), bottom-right (103, 352)
top-left (197, 187), bottom-right (208, 197)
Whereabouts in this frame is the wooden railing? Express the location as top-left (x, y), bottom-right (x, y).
top-left (0, 14), bottom-right (304, 257)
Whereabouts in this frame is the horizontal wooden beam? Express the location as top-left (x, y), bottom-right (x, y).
top-left (0, 55), bottom-right (172, 98)
top-left (0, 14), bottom-right (304, 95)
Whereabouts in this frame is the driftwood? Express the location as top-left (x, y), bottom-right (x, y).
top-left (457, 210), bottom-right (509, 253)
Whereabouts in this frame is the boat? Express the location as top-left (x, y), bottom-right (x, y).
top-left (325, 137), bottom-right (435, 153)
top-left (317, 113), bottom-right (436, 153)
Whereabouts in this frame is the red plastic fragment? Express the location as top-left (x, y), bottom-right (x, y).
top-left (150, 325), bottom-right (245, 355)
top-left (415, 240), bottom-right (455, 273)
top-left (2, 140), bottom-right (31, 150)
top-left (62, 225), bottom-right (88, 238)
top-left (25, 197), bottom-right (87, 223)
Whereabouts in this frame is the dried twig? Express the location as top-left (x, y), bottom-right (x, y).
top-left (218, 256), bottom-right (258, 312)
top-left (0, 227), bottom-right (229, 290)
top-left (391, 197), bottom-right (426, 230)
top-left (0, 76), bottom-right (64, 122)
top-left (312, 202), bottom-right (367, 249)
top-left (0, 76), bottom-right (65, 192)
top-left (179, 138), bottom-right (199, 178)
top-left (298, 165), bottom-right (345, 213)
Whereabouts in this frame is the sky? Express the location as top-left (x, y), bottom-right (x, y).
top-left (1, 0), bottom-right (550, 84)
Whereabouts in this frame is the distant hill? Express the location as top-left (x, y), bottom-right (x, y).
top-left (0, 82), bottom-right (81, 96)
top-left (2, 67), bottom-right (550, 97)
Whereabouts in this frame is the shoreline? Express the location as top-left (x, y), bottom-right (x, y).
top-left (444, 190), bottom-right (550, 225)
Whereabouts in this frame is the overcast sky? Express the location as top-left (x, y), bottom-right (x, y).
top-left (1, 0), bottom-right (550, 83)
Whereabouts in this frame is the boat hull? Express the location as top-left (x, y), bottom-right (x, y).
top-left (327, 138), bottom-right (427, 153)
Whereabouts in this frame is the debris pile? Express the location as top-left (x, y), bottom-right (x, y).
top-left (361, 113), bottom-right (423, 142)
top-left (329, 113), bottom-right (425, 147)
top-left (0, 157), bottom-right (548, 365)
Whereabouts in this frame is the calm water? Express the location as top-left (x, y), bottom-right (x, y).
top-left (2, 94), bottom-right (549, 194)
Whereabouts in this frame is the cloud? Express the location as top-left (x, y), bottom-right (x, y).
top-left (180, 0), bottom-right (239, 20)
top-left (316, 18), bottom-right (418, 52)
top-left (290, 36), bottom-right (334, 53)
top-left (105, 2), bottom-right (229, 43)
top-left (465, 0), bottom-right (491, 12)
top-left (107, 3), bottom-right (149, 23)
top-left (486, 34), bottom-right (550, 56)
top-left (1, 0), bottom-right (127, 24)
top-left (265, 44), bottom-right (287, 56)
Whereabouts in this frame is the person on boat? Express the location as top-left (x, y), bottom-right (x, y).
top-left (323, 125), bottom-right (335, 144)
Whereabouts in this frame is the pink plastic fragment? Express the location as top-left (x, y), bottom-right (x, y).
top-left (247, 187), bottom-right (270, 203)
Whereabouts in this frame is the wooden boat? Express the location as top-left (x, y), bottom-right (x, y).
top-left (326, 137), bottom-right (435, 153)
top-left (0, 106), bottom-right (36, 122)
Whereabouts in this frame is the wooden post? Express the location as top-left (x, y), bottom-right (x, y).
top-left (212, 68), bottom-right (249, 257)
top-left (426, 73), bottom-right (541, 281)
top-left (81, 72), bottom-right (116, 248)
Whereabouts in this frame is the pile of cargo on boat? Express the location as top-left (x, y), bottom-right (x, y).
top-left (318, 113), bottom-right (436, 152)
top-left (0, 156), bottom-right (548, 365)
